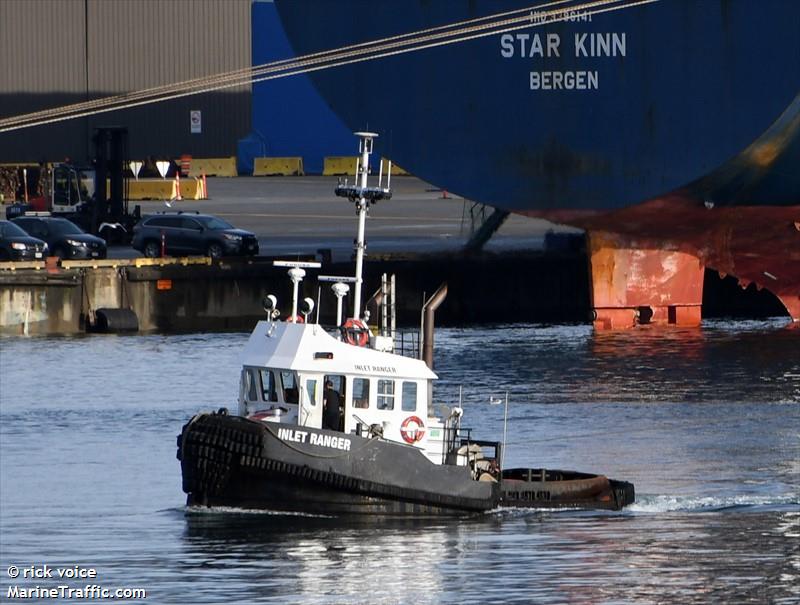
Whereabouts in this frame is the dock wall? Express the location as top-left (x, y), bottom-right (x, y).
top-left (0, 253), bottom-right (784, 337)
top-left (0, 253), bottom-right (589, 336)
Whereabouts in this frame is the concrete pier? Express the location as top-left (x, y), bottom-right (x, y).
top-left (0, 176), bottom-right (787, 335)
top-left (0, 251), bottom-right (590, 336)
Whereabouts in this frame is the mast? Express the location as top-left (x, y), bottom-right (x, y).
top-left (353, 133), bottom-right (370, 319)
top-left (335, 131), bottom-right (392, 321)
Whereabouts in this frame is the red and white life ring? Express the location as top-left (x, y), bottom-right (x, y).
top-left (341, 318), bottom-right (369, 346)
top-left (285, 314), bottom-right (305, 323)
top-left (400, 415), bottom-right (426, 444)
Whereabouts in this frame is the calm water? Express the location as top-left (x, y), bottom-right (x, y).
top-left (1, 319), bottom-right (798, 604)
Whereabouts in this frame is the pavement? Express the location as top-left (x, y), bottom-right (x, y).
top-left (116, 176), bottom-right (577, 260)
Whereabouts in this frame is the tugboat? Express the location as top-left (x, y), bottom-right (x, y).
top-left (177, 132), bottom-right (634, 516)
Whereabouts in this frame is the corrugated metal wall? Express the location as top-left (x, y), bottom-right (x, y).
top-left (0, 0), bottom-right (251, 163)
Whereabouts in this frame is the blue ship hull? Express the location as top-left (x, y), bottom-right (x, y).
top-left (269, 0), bottom-right (799, 211)
top-left (251, 1), bottom-right (800, 322)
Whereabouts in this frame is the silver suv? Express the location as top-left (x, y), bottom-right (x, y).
top-left (131, 212), bottom-right (259, 259)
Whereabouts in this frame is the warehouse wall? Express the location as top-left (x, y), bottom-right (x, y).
top-left (0, 0), bottom-right (251, 163)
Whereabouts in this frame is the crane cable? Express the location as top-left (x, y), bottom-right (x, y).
top-left (0, 0), bottom-right (658, 133)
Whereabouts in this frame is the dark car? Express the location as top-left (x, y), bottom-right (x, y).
top-left (131, 212), bottom-right (259, 259)
top-left (12, 215), bottom-right (107, 260)
top-left (0, 220), bottom-right (49, 261)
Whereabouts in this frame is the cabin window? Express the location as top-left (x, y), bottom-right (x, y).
top-left (281, 371), bottom-right (299, 404)
top-left (377, 380), bottom-right (395, 410)
top-left (260, 369), bottom-right (278, 402)
top-left (305, 379), bottom-right (318, 406)
top-left (352, 378), bottom-right (370, 409)
top-left (244, 369), bottom-right (258, 402)
top-left (401, 381), bottom-right (417, 412)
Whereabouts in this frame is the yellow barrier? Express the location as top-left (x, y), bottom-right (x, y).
top-left (323, 156), bottom-right (359, 176)
top-left (103, 177), bottom-right (206, 200)
top-left (187, 157), bottom-right (237, 177)
top-left (253, 157), bottom-right (305, 176)
top-left (125, 179), bottom-right (177, 200)
top-left (179, 177), bottom-right (207, 200)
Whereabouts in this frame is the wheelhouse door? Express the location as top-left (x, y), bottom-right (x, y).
top-left (299, 376), bottom-right (323, 428)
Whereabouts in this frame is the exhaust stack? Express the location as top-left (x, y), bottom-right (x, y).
top-left (421, 283), bottom-right (448, 369)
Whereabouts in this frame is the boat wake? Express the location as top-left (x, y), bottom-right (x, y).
top-left (627, 493), bottom-right (799, 513)
top-left (183, 505), bottom-right (334, 518)
top-left (487, 494), bottom-right (799, 517)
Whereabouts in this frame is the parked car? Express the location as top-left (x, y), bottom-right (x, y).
top-left (131, 212), bottom-right (259, 259)
top-left (12, 215), bottom-right (107, 260)
top-left (0, 220), bottom-right (49, 261)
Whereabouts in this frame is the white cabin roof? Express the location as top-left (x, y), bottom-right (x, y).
top-left (241, 321), bottom-right (438, 381)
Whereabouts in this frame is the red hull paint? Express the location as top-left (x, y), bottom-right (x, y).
top-left (586, 234), bottom-right (704, 330)
top-left (522, 196), bottom-right (800, 327)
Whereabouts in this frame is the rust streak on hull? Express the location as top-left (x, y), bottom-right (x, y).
top-left (521, 195), bottom-right (800, 326)
top-left (587, 233), bottom-right (704, 330)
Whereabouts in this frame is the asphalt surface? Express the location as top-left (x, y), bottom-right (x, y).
top-left (115, 176), bottom-right (576, 260)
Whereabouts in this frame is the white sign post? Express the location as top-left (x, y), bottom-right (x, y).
top-left (190, 110), bottom-right (202, 134)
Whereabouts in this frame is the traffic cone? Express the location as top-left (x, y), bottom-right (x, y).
top-left (179, 154), bottom-right (192, 177)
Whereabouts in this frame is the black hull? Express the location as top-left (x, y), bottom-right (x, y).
top-left (178, 412), bottom-right (634, 516)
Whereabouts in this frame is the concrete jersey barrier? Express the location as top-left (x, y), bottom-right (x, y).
top-left (323, 157), bottom-right (358, 176)
top-left (188, 157), bottom-right (237, 177)
top-left (253, 157), bottom-right (305, 176)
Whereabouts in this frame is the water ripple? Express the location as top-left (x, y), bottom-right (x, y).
top-left (1, 320), bottom-right (798, 603)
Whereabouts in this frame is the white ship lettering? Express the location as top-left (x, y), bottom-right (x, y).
top-left (530, 71), bottom-right (598, 90)
top-left (575, 33), bottom-right (626, 57)
top-left (309, 432), bottom-right (352, 451)
top-left (278, 427), bottom-right (352, 451)
top-left (500, 33), bottom-right (561, 58)
top-left (501, 31), bottom-right (626, 92)
top-left (278, 428), bottom-right (308, 443)
top-left (353, 363), bottom-right (397, 374)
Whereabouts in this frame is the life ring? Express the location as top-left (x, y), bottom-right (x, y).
top-left (400, 415), bottom-right (425, 444)
top-left (285, 314), bottom-right (305, 323)
top-left (341, 318), bottom-right (369, 347)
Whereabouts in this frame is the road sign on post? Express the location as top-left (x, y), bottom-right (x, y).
top-left (190, 110), bottom-right (202, 134)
